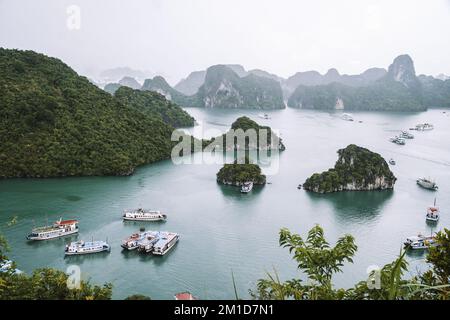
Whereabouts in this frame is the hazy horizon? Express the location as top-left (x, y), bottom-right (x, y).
top-left (1, 0), bottom-right (450, 85)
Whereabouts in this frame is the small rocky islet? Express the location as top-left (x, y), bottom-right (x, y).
top-left (302, 144), bottom-right (396, 193)
top-left (216, 158), bottom-right (266, 186)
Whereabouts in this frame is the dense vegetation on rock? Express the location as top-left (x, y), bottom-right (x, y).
top-left (288, 55), bottom-right (426, 111)
top-left (0, 267), bottom-right (112, 300)
top-left (114, 87), bottom-right (195, 128)
top-left (419, 75), bottom-right (450, 108)
top-left (303, 144), bottom-right (396, 193)
top-left (216, 158), bottom-right (266, 186)
top-left (205, 116), bottom-right (285, 151)
top-left (0, 48), bottom-right (191, 178)
top-left (147, 66), bottom-right (285, 109)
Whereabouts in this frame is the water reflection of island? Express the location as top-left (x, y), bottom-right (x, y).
top-left (305, 190), bottom-right (394, 223)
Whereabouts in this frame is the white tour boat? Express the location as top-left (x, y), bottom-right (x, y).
top-left (241, 181), bottom-right (254, 193)
top-left (123, 208), bottom-right (167, 221)
top-left (426, 199), bottom-right (440, 222)
top-left (26, 218), bottom-right (79, 241)
top-left (152, 232), bottom-right (180, 256)
top-left (404, 234), bottom-right (438, 250)
top-left (412, 123), bottom-right (434, 131)
top-left (65, 240), bottom-right (110, 256)
top-left (417, 178), bottom-right (438, 191)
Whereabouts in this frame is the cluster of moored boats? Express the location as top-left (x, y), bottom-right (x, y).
top-left (404, 197), bottom-right (442, 250)
top-left (389, 130), bottom-right (414, 146)
top-left (390, 124), bottom-right (434, 146)
top-left (24, 208), bottom-right (179, 257)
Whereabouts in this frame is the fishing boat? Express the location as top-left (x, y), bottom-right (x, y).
top-left (26, 218), bottom-right (79, 241)
top-left (389, 159), bottom-right (396, 165)
top-left (404, 234), bottom-right (438, 250)
top-left (123, 208), bottom-right (167, 221)
top-left (426, 199), bottom-right (440, 222)
top-left (0, 260), bottom-right (23, 274)
top-left (400, 131), bottom-right (414, 139)
top-left (389, 136), bottom-right (406, 145)
top-left (174, 292), bottom-right (197, 300)
top-left (417, 178), bottom-right (438, 191)
top-left (65, 240), bottom-right (110, 256)
top-left (341, 113), bottom-right (354, 121)
top-left (241, 181), bottom-right (254, 193)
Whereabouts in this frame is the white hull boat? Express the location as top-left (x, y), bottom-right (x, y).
top-left (241, 181), bottom-right (254, 193)
top-left (27, 219), bottom-right (79, 241)
top-left (404, 234), bottom-right (438, 250)
top-left (65, 240), bottom-right (110, 256)
top-left (417, 178), bottom-right (438, 190)
top-left (123, 208), bottom-right (167, 221)
top-left (426, 199), bottom-right (440, 222)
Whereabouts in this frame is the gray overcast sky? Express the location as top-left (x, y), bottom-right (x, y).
top-left (1, 0), bottom-right (450, 84)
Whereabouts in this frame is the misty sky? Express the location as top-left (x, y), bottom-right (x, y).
top-left (1, 0), bottom-right (450, 84)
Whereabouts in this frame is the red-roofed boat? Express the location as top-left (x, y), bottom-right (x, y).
top-left (27, 218), bottom-right (79, 241)
top-left (174, 292), bottom-right (197, 300)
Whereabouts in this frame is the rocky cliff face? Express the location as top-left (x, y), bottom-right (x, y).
top-left (387, 54), bottom-right (420, 89)
top-left (174, 70), bottom-right (206, 95)
top-left (303, 144), bottom-right (396, 193)
top-left (196, 65), bottom-right (285, 109)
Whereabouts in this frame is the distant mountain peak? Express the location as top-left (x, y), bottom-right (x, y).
top-left (325, 68), bottom-right (340, 77)
top-left (388, 54), bottom-right (417, 87)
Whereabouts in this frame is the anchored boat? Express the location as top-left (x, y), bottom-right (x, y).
top-left (411, 123), bottom-right (434, 131)
top-left (123, 208), bottom-right (167, 221)
top-left (389, 158), bottom-right (396, 165)
top-left (65, 240), bottom-right (110, 256)
top-left (241, 181), bottom-right (254, 193)
top-left (0, 260), bottom-right (22, 274)
top-left (400, 131), bottom-right (414, 139)
top-left (121, 231), bottom-right (153, 250)
top-left (389, 136), bottom-right (406, 145)
top-left (27, 218), bottom-right (79, 241)
top-left (426, 199), bottom-right (440, 222)
top-left (151, 232), bottom-right (180, 256)
top-left (404, 234), bottom-right (438, 250)
top-left (417, 178), bottom-right (438, 191)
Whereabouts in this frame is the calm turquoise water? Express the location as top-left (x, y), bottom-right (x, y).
top-left (1, 108), bottom-right (449, 299)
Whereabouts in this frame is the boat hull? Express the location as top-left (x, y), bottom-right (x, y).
top-left (65, 247), bottom-right (110, 256)
top-left (26, 229), bottom-right (79, 241)
top-left (123, 217), bottom-right (166, 222)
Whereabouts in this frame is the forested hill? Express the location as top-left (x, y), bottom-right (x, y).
top-left (114, 87), bottom-right (195, 128)
top-left (0, 48), bottom-right (193, 178)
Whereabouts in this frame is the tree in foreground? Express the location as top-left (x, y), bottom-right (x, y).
top-left (252, 226), bottom-right (450, 300)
